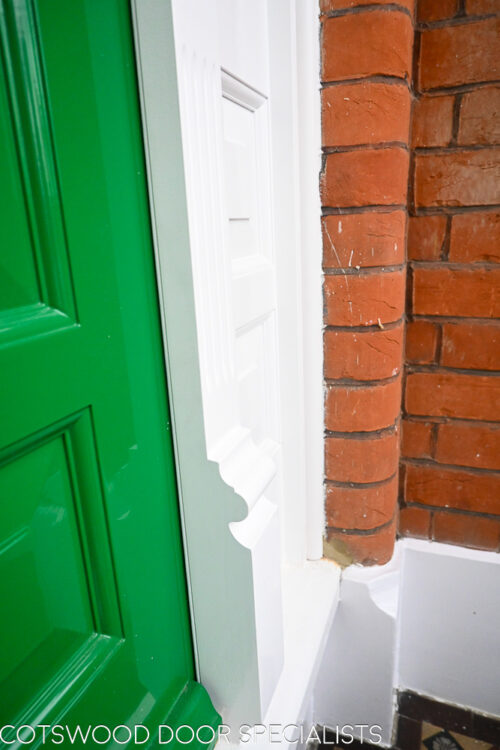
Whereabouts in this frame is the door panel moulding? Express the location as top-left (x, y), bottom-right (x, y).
top-left (0, 0), bottom-right (218, 734)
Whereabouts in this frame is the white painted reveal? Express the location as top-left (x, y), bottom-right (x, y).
top-left (314, 539), bottom-right (500, 746)
top-left (314, 549), bottom-right (401, 746)
top-left (398, 540), bottom-right (500, 718)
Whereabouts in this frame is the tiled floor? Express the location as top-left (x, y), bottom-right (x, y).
top-left (396, 692), bottom-right (500, 750)
top-left (421, 722), bottom-right (499, 750)
top-left (318, 691), bottom-right (500, 749)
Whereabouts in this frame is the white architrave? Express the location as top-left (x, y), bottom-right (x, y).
top-left (133, 0), bottom-right (328, 734)
top-left (132, 0), bottom-right (274, 729)
top-left (171, 0), bottom-right (284, 720)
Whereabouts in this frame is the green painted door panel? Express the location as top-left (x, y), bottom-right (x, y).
top-left (0, 0), bottom-right (220, 746)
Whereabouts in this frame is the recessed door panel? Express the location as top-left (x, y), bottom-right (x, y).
top-left (1, 433), bottom-right (94, 683)
top-left (0, 0), bottom-right (219, 741)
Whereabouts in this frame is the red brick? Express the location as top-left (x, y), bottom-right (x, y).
top-left (325, 270), bottom-right (406, 326)
top-left (325, 431), bottom-right (399, 482)
top-left (322, 83), bottom-right (411, 147)
top-left (449, 212), bottom-right (500, 263)
top-left (412, 267), bottom-right (500, 318)
top-left (399, 462), bottom-right (406, 495)
top-left (407, 215), bottom-right (447, 261)
top-left (405, 372), bottom-right (500, 421)
top-left (418, 0), bottom-right (459, 21)
top-left (466, 0), bottom-right (500, 13)
top-left (419, 19), bottom-right (500, 90)
top-left (326, 476), bottom-right (398, 530)
top-left (402, 420), bottom-right (434, 458)
top-left (405, 463), bottom-right (500, 514)
top-left (324, 324), bottom-right (403, 380)
top-left (321, 0), bottom-right (414, 13)
top-left (441, 322), bottom-right (500, 370)
top-left (325, 378), bottom-right (402, 431)
top-left (458, 86), bottom-right (500, 145)
top-left (412, 95), bottom-right (455, 148)
top-left (406, 320), bottom-right (439, 363)
top-left (414, 150), bottom-right (500, 208)
top-left (325, 517), bottom-right (397, 565)
top-left (399, 506), bottom-right (432, 538)
top-left (433, 511), bottom-right (500, 551)
top-left (322, 148), bottom-right (410, 207)
top-left (322, 11), bottom-right (413, 82)
top-left (322, 212), bottom-right (405, 269)
top-left (436, 422), bottom-right (500, 470)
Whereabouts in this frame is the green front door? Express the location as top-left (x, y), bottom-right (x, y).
top-left (0, 0), bottom-right (219, 745)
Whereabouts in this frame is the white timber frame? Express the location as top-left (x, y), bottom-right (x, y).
top-left (295, 0), bottom-right (325, 561)
top-left (132, 0), bottom-right (334, 737)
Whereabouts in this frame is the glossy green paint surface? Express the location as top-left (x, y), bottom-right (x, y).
top-left (0, 0), bottom-right (220, 745)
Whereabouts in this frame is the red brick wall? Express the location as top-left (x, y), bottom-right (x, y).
top-left (321, 0), bottom-right (500, 564)
top-left (320, 0), bottom-right (414, 564)
top-left (400, 1), bottom-right (500, 551)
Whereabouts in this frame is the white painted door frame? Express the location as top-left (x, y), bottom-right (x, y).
top-left (170, 0), bottom-right (324, 568)
top-left (132, 0), bottom-right (327, 733)
top-left (294, 0), bottom-right (325, 563)
top-left (172, 0), bottom-right (286, 720)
